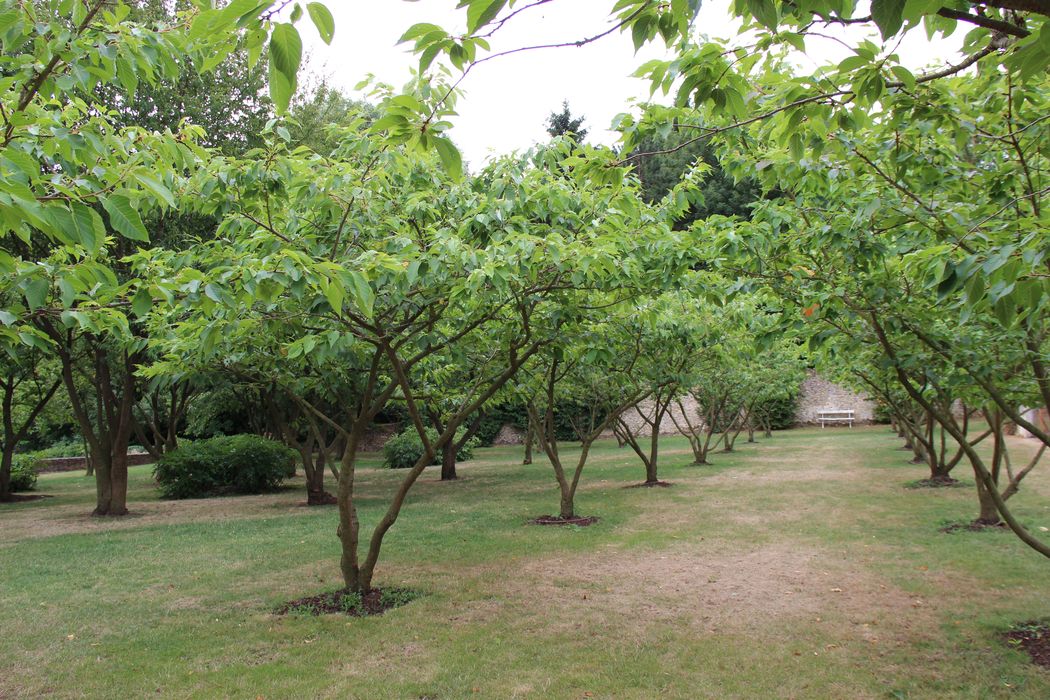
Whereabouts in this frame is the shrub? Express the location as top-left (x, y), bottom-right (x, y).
top-left (383, 428), bottom-right (479, 469)
top-left (753, 394), bottom-right (799, 430)
top-left (31, 437), bottom-right (84, 460)
top-left (154, 435), bottom-right (296, 499)
top-left (10, 454), bottom-right (41, 492)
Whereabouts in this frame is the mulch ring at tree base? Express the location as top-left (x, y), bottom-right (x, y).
top-left (274, 587), bottom-right (422, 617)
top-left (1004, 621), bottom-right (1050, 669)
top-left (298, 492), bottom-right (338, 507)
top-left (905, 478), bottom-right (970, 489)
top-left (623, 480), bottom-right (673, 489)
top-left (1, 494), bottom-right (52, 504)
top-left (527, 515), bottom-right (599, 527)
top-left (939, 519), bottom-right (1009, 534)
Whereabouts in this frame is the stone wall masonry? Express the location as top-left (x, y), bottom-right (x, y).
top-left (614, 394), bottom-right (701, 437)
top-left (793, 370), bottom-right (876, 425)
top-left (39, 452), bottom-right (154, 473)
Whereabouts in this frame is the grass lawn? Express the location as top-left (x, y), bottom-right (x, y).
top-left (2, 426), bottom-right (1049, 699)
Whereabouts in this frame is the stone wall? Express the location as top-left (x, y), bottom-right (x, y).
top-left (358, 423), bottom-right (401, 452)
top-left (492, 424), bottom-right (527, 445)
top-left (793, 370), bottom-right (876, 425)
top-left (615, 394), bottom-right (699, 437)
top-left (39, 452), bottom-right (154, 473)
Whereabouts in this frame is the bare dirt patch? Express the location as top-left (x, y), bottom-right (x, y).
top-left (1004, 622), bottom-right (1050, 669)
top-left (0, 491), bottom-right (310, 543)
top-left (512, 540), bottom-right (938, 648)
top-left (905, 478), bottom-right (967, 489)
top-left (939, 520), bottom-right (1008, 534)
top-left (0, 494), bottom-right (52, 504)
top-left (527, 515), bottom-right (599, 526)
top-left (622, 480), bottom-right (673, 489)
top-left (275, 587), bottom-right (422, 617)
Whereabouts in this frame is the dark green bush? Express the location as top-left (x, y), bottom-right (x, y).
top-left (30, 437), bottom-right (84, 459)
top-left (753, 394), bottom-right (799, 430)
top-left (154, 435), bottom-right (296, 499)
top-left (382, 428), bottom-right (479, 469)
top-left (874, 402), bottom-right (894, 424)
top-left (10, 454), bottom-right (41, 492)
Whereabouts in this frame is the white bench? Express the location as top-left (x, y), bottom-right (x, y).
top-left (818, 409), bottom-right (854, 428)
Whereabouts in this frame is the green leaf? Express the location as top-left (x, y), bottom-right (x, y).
top-left (24, 278), bottom-right (48, 311)
top-left (466, 0), bottom-right (506, 34)
top-left (347, 271), bottom-right (374, 318)
top-left (269, 23), bottom-right (302, 76)
top-left (323, 277), bottom-right (344, 313)
top-left (268, 23), bottom-right (302, 111)
top-left (102, 195), bottom-right (149, 242)
top-left (136, 173), bottom-right (175, 208)
top-left (433, 136), bottom-right (463, 180)
top-left (131, 288), bottom-right (153, 318)
top-left (268, 60), bottom-right (294, 114)
top-left (871, 0), bottom-right (906, 38)
top-left (306, 3), bottom-right (335, 44)
top-left (746, 0), bottom-right (778, 30)
top-left (399, 23), bottom-right (445, 43)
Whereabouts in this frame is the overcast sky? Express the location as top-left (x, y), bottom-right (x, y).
top-left (296, 1), bottom-right (961, 166)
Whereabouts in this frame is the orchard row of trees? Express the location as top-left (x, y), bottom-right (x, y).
top-left (1, 0), bottom-right (1048, 596)
top-left (391, 0), bottom-right (1050, 558)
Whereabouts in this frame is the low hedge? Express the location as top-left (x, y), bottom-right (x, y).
top-left (10, 454), bottom-right (41, 492)
top-left (154, 435), bottom-right (296, 499)
top-left (383, 428), bottom-right (479, 469)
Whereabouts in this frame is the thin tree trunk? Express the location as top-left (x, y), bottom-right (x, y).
top-left (440, 441), bottom-right (457, 481)
top-left (523, 417), bottom-right (534, 465)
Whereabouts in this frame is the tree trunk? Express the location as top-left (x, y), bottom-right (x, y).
top-left (644, 456), bottom-right (659, 484)
top-left (0, 447), bottom-right (13, 501)
top-left (303, 444), bottom-right (335, 506)
top-left (975, 476), bottom-right (1002, 525)
top-left (523, 420), bottom-right (533, 465)
top-left (928, 460), bottom-right (954, 483)
top-left (440, 441), bottom-right (458, 481)
top-left (306, 465), bottom-right (333, 506)
top-left (645, 425), bottom-right (660, 483)
top-left (559, 486), bottom-right (575, 519)
top-left (93, 450), bottom-right (129, 516)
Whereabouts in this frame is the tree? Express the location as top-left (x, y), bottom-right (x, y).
top-left (523, 321), bottom-right (651, 520)
top-left (141, 122), bottom-right (677, 592)
top-left (0, 0), bottom-right (335, 512)
top-left (0, 347), bottom-right (61, 501)
top-left (545, 100), bottom-right (588, 141)
top-left (702, 63), bottom-right (1050, 555)
top-left (610, 292), bottom-right (713, 485)
top-left (630, 132), bottom-right (761, 229)
top-left (287, 81), bottom-right (377, 154)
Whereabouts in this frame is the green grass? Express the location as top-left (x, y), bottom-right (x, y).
top-left (1, 427), bottom-right (1049, 698)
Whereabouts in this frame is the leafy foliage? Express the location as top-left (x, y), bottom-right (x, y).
top-left (154, 435), bottom-right (296, 499)
top-left (383, 428), bottom-right (478, 470)
top-left (10, 454), bottom-right (41, 492)
top-left (545, 101), bottom-right (588, 141)
top-left (753, 394), bottom-right (799, 431)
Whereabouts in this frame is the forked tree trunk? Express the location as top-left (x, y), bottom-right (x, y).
top-left (92, 448), bottom-right (130, 516)
top-left (337, 340), bottom-right (537, 593)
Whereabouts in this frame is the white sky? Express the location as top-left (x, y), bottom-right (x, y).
top-left (296, 0), bottom-right (962, 166)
